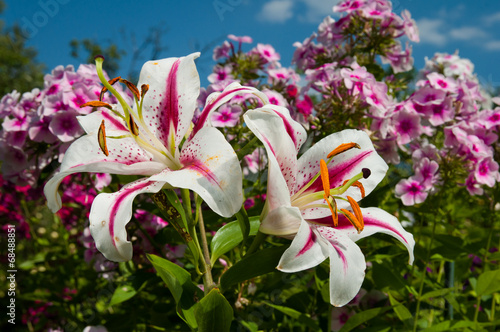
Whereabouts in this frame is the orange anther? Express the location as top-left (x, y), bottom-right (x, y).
top-left (80, 101), bottom-right (113, 110)
top-left (342, 179), bottom-right (366, 198)
top-left (99, 76), bottom-right (121, 101)
top-left (327, 142), bottom-right (361, 158)
top-left (128, 116), bottom-right (139, 136)
top-left (98, 120), bottom-right (109, 156)
top-left (320, 159), bottom-right (330, 198)
top-left (120, 78), bottom-right (141, 100)
top-left (141, 84), bottom-right (149, 99)
top-left (340, 208), bottom-right (363, 234)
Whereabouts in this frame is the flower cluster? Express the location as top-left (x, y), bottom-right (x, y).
top-left (0, 64), bottom-right (129, 186)
top-left (392, 52), bottom-right (500, 204)
top-left (294, 0), bottom-right (419, 73)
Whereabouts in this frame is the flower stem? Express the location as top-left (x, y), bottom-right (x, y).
top-left (197, 203), bottom-right (215, 294)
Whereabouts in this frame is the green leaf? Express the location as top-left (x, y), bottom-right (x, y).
top-left (420, 288), bottom-right (454, 301)
top-left (476, 269), bottom-right (500, 296)
top-left (210, 216), bottom-right (260, 265)
top-left (371, 262), bottom-right (407, 291)
top-left (148, 254), bottom-right (203, 329)
top-left (235, 207), bottom-right (251, 247)
top-left (263, 302), bottom-right (320, 330)
top-left (388, 293), bottom-right (413, 328)
top-left (194, 288), bottom-right (233, 332)
top-left (109, 285), bottom-right (137, 307)
top-left (220, 245), bottom-right (288, 291)
top-left (339, 306), bottom-right (393, 332)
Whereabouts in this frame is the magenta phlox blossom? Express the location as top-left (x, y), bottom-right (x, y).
top-left (210, 104), bottom-right (242, 127)
top-left (244, 104), bottom-right (414, 306)
top-left (395, 176), bottom-right (428, 206)
top-left (44, 53), bottom-right (269, 262)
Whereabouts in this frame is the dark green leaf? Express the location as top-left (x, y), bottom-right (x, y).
top-left (476, 269), bottom-right (500, 296)
top-left (220, 245), bottom-right (288, 291)
top-left (194, 288), bottom-right (233, 332)
top-left (420, 288), bottom-right (454, 301)
top-left (339, 306), bottom-right (393, 332)
top-left (388, 293), bottom-right (413, 328)
top-left (263, 302), bottom-right (320, 330)
top-left (148, 254), bottom-right (203, 329)
top-left (109, 285), bottom-right (137, 307)
top-left (210, 216), bottom-right (260, 265)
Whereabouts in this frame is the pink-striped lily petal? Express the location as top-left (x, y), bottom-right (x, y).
top-left (277, 220), bottom-right (329, 272)
top-left (259, 205), bottom-right (303, 236)
top-left (44, 133), bottom-right (165, 213)
top-left (191, 82), bottom-right (269, 139)
top-left (335, 207), bottom-right (415, 264)
top-left (244, 106), bottom-right (306, 197)
top-left (89, 178), bottom-right (165, 262)
top-left (317, 226), bottom-right (366, 307)
top-left (149, 127), bottom-right (243, 217)
top-left (138, 53), bottom-right (201, 152)
top-left (298, 129), bottom-right (388, 219)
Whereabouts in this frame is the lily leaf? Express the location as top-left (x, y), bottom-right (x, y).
top-left (148, 254), bottom-right (203, 329)
top-left (476, 269), bottom-right (500, 296)
top-left (210, 216), bottom-right (260, 265)
top-left (220, 245), bottom-right (288, 291)
top-left (194, 288), bottom-right (233, 332)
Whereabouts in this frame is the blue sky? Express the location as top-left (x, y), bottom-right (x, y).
top-left (3, 0), bottom-right (500, 89)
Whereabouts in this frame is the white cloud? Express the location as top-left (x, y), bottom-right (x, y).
top-left (257, 0), bottom-right (294, 23)
top-left (483, 12), bottom-right (500, 25)
top-left (297, 0), bottom-right (337, 23)
top-left (415, 18), bottom-right (447, 45)
top-left (484, 40), bottom-right (500, 50)
top-left (449, 27), bottom-right (489, 41)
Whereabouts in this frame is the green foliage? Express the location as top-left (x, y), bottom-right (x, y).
top-left (0, 1), bottom-right (44, 94)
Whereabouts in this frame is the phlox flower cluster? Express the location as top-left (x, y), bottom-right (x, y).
top-left (206, 34), bottom-right (312, 126)
top-left (294, 0), bottom-right (419, 73)
top-left (391, 52), bottom-right (500, 204)
top-left (0, 64), bottom-right (131, 186)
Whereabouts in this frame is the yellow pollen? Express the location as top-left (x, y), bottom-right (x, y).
top-left (327, 142), bottom-right (361, 158)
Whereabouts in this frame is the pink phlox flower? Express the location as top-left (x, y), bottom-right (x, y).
top-left (395, 176), bottom-right (428, 206)
top-left (465, 174), bottom-right (484, 196)
top-left (474, 157), bottom-right (500, 187)
top-left (213, 40), bottom-right (232, 61)
top-left (401, 9), bottom-right (419, 42)
top-left (412, 86), bottom-right (446, 106)
top-left (392, 106), bottom-right (422, 145)
top-left (292, 33), bottom-right (322, 71)
top-left (210, 103), bottom-right (242, 127)
top-left (28, 114), bottom-right (58, 143)
top-left (208, 64), bottom-right (234, 84)
top-left (426, 72), bottom-right (457, 93)
top-left (91, 173), bottom-right (112, 191)
top-left (227, 34), bottom-right (253, 44)
top-left (263, 89), bottom-right (289, 108)
top-left (341, 64), bottom-right (373, 90)
top-left (381, 41), bottom-right (414, 74)
top-left (267, 67), bottom-right (299, 85)
top-left (0, 90), bottom-right (21, 117)
top-left (331, 307), bottom-right (355, 331)
top-left (333, 0), bottom-right (368, 14)
top-left (317, 16), bottom-right (344, 44)
top-left (243, 147), bottom-right (267, 175)
top-left (363, 81), bottom-right (392, 115)
top-left (253, 43), bottom-right (281, 64)
top-left (48, 109), bottom-right (84, 142)
top-left (478, 108), bottom-right (500, 129)
top-left (295, 94), bottom-right (314, 117)
top-left (414, 157), bottom-right (439, 188)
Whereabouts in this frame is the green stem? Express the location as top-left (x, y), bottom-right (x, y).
top-left (236, 136), bottom-right (260, 160)
top-left (197, 203), bottom-right (215, 294)
top-left (413, 216), bottom-right (438, 332)
top-left (245, 231), bottom-right (267, 257)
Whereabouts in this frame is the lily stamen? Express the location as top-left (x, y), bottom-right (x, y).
top-left (340, 209), bottom-right (363, 234)
top-left (346, 196), bottom-right (364, 232)
top-left (97, 120), bottom-right (109, 156)
top-left (99, 76), bottom-right (122, 101)
top-left (327, 142), bottom-right (361, 158)
top-left (320, 159), bottom-right (338, 226)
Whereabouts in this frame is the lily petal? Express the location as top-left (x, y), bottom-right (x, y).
top-left (317, 226), bottom-right (366, 307)
top-left (138, 53), bottom-right (201, 152)
top-left (336, 207), bottom-right (415, 264)
top-left (277, 220), bottom-right (329, 272)
top-left (44, 133), bottom-right (165, 212)
top-left (191, 82), bottom-right (270, 138)
top-left (149, 127), bottom-right (243, 217)
top-left (260, 205), bottom-right (303, 236)
top-left (89, 178), bottom-right (165, 262)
